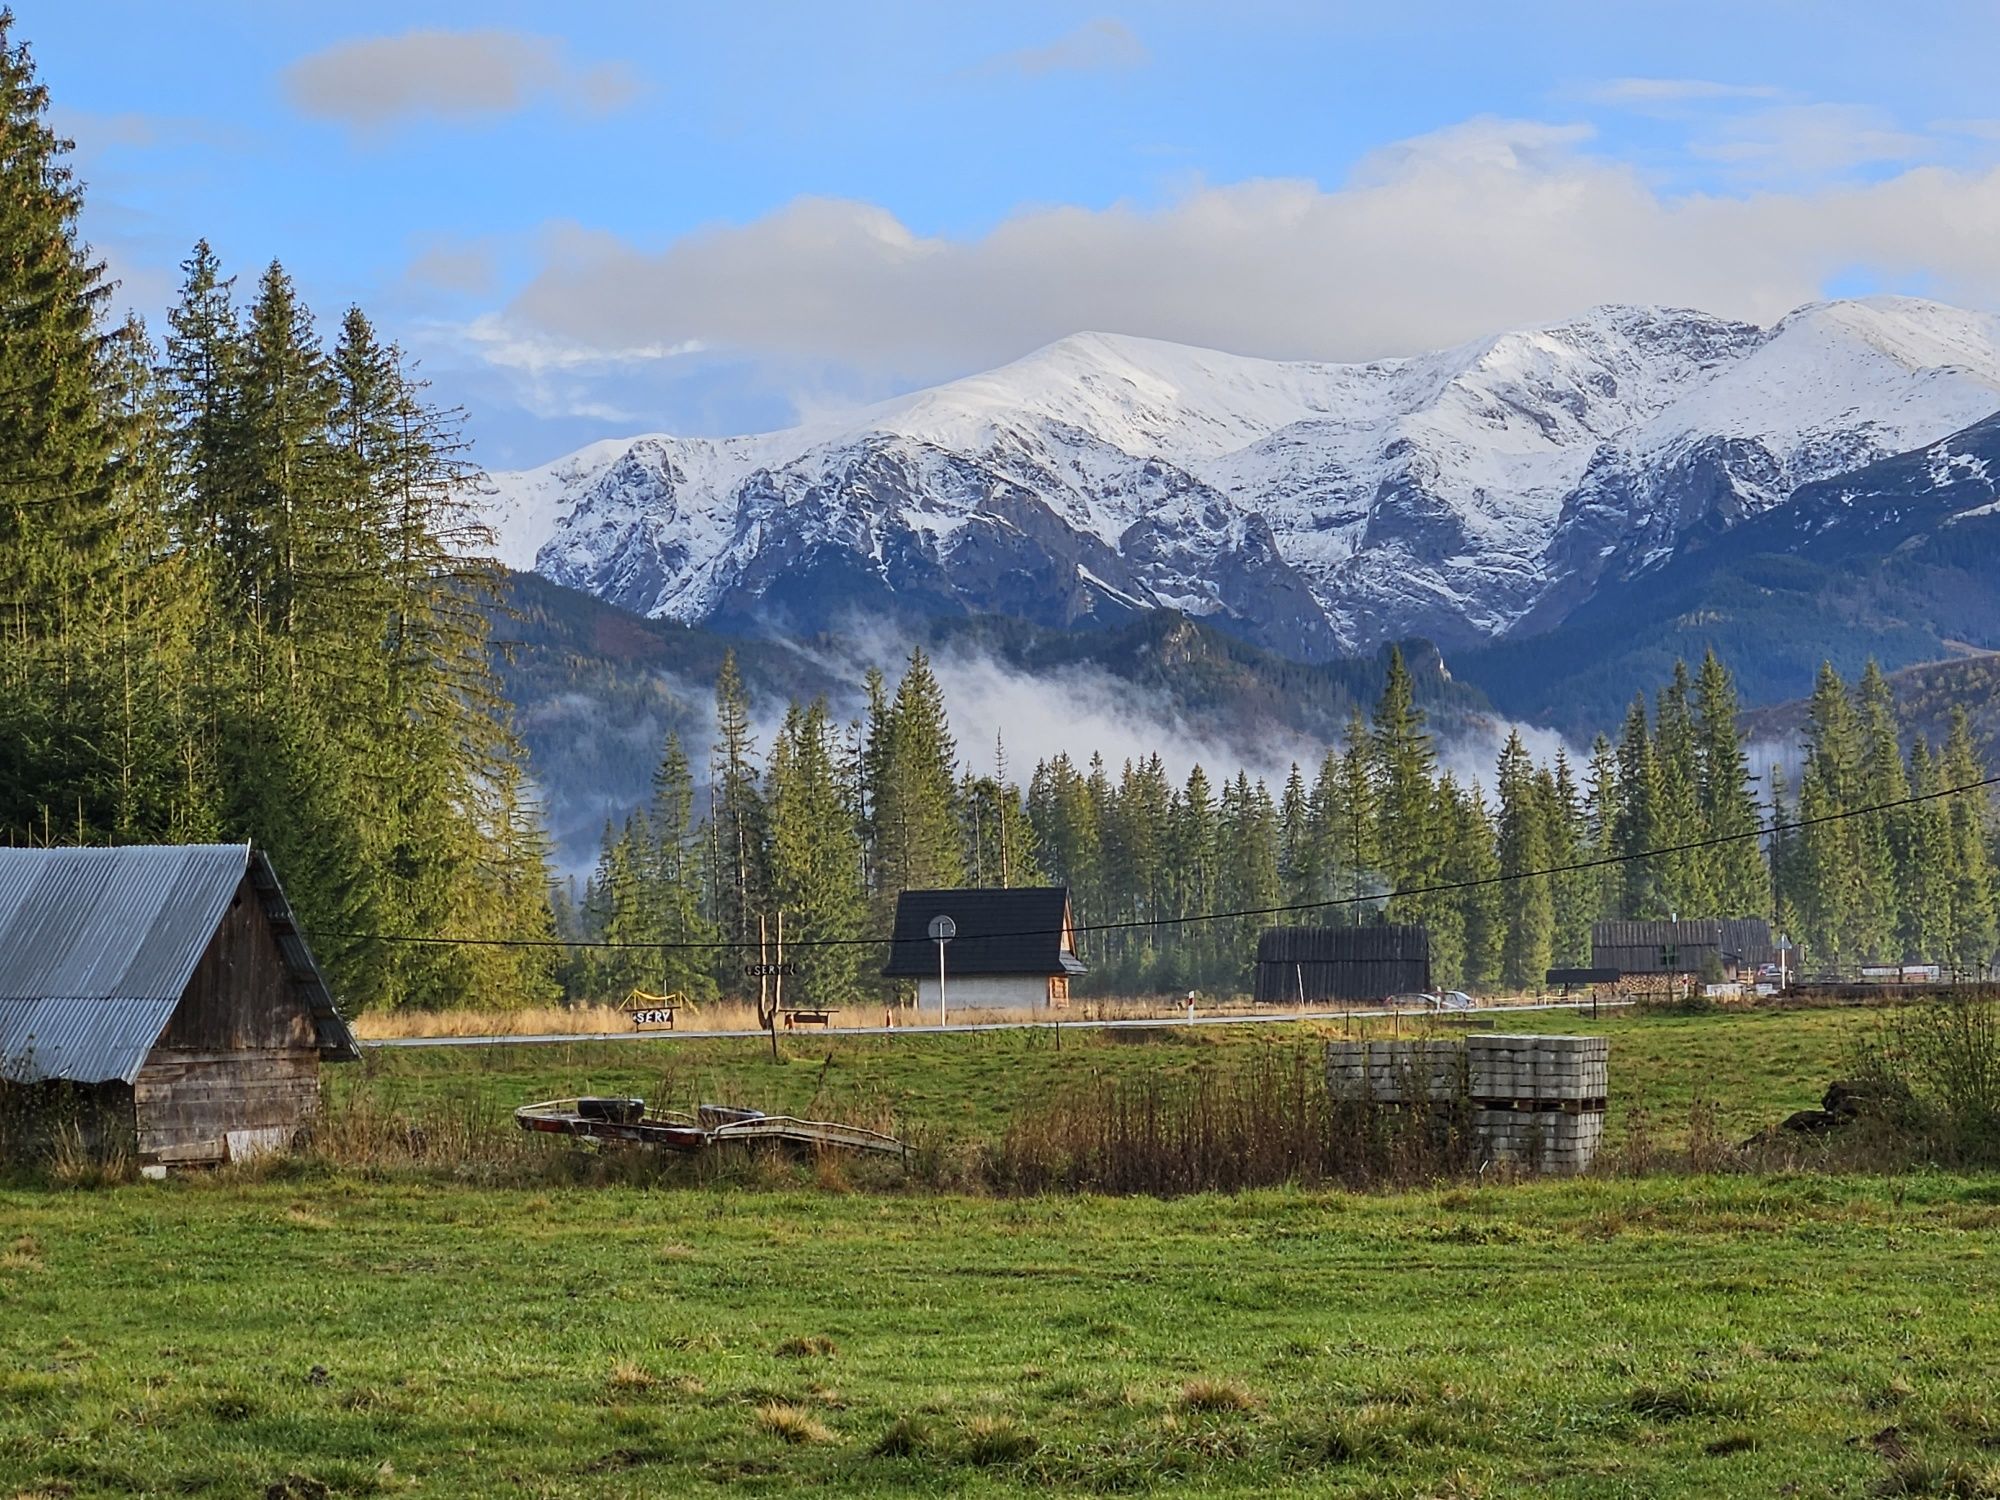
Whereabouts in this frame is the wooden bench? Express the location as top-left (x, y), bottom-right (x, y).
top-left (781, 1008), bottom-right (837, 1029)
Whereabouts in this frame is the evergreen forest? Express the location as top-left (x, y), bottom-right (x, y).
top-left (572, 646), bottom-right (2000, 1005)
top-left (0, 18), bottom-right (554, 1010)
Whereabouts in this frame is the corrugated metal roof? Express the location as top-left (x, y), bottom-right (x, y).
top-left (247, 849), bottom-right (358, 1063)
top-left (0, 844), bottom-right (356, 1084)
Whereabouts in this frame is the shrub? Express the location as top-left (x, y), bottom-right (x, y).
top-left (1850, 991), bottom-right (2000, 1167)
top-left (987, 1043), bottom-right (1476, 1196)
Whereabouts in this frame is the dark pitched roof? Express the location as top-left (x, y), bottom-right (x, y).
top-left (882, 887), bottom-right (1085, 978)
top-left (0, 844), bottom-right (357, 1084)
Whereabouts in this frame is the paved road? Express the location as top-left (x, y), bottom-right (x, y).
top-left (358, 997), bottom-right (1634, 1050)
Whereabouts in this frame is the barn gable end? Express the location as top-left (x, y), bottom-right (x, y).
top-left (134, 873), bottom-right (323, 1165)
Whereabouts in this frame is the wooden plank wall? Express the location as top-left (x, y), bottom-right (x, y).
top-left (135, 873), bottom-right (322, 1166)
top-left (132, 1052), bottom-right (318, 1165)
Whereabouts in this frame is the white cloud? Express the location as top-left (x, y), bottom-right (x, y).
top-left (1581, 77), bottom-right (1783, 107)
top-left (979, 18), bottom-right (1149, 77)
top-left (283, 29), bottom-right (639, 131)
top-left (1693, 103), bottom-right (1930, 180)
top-left (485, 115), bottom-right (2000, 387)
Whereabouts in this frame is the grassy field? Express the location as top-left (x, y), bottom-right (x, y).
top-left (4, 1174), bottom-right (1999, 1497)
top-left (332, 1001), bottom-right (1887, 1159)
top-left (6, 1001), bottom-right (1993, 1498)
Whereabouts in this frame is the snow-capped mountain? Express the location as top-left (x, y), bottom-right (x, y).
top-left (482, 296), bottom-right (2000, 660)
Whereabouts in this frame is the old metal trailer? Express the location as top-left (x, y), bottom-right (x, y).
top-left (514, 1097), bottom-right (907, 1161)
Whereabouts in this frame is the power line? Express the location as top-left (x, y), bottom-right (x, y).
top-left (311, 768), bottom-right (2000, 955)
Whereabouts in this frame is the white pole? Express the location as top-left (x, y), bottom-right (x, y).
top-left (937, 938), bottom-right (947, 1026)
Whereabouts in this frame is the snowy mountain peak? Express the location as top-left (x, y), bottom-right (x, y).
top-left (483, 297), bottom-right (2000, 659)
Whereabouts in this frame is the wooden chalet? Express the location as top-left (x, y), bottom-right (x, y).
top-left (882, 887), bottom-right (1086, 1012)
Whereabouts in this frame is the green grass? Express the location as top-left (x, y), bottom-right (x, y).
top-left (3, 1001), bottom-right (1981, 1497)
top-left (3, 1174), bottom-right (1999, 1496)
top-left (332, 1001), bottom-right (1886, 1156)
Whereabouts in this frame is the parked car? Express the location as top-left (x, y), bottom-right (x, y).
top-left (1430, 990), bottom-right (1476, 1011)
top-left (1388, 992), bottom-right (1434, 1010)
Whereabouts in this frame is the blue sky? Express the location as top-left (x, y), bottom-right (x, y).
top-left (29, 1), bottom-right (2000, 467)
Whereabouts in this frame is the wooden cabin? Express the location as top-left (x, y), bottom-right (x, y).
top-left (1589, 918), bottom-right (1776, 981)
top-left (1253, 923), bottom-right (1432, 1004)
top-left (0, 844), bottom-right (356, 1173)
top-left (883, 887), bottom-right (1086, 1013)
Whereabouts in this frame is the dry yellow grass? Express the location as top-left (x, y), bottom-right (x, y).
top-left (756, 1402), bottom-right (837, 1445)
top-left (1179, 1377), bottom-right (1260, 1413)
top-left (340, 991), bottom-right (1372, 1040)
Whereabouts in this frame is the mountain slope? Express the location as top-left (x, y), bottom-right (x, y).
top-left (484, 296), bottom-right (2000, 661)
top-left (1456, 410), bottom-right (2000, 732)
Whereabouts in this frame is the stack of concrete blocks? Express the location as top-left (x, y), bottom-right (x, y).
top-left (1323, 1040), bottom-right (1464, 1104)
top-left (1323, 1034), bottom-right (1608, 1175)
top-left (1467, 1035), bottom-right (1607, 1175)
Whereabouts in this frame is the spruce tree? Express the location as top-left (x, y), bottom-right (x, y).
top-left (1614, 696), bottom-right (1665, 919)
top-left (767, 699), bottom-right (866, 1008)
top-left (1693, 650), bottom-right (1769, 919)
top-left (1166, 766), bottom-right (1218, 986)
top-left (1853, 661), bottom-right (1907, 961)
top-left (1325, 715), bottom-right (1381, 921)
top-left (1496, 730), bottom-right (1554, 992)
top-left (1372, 648), bottom-right (1442, 930)
top-left (0, 17), bottom-right (128, 842)
top-left (1941, 708), bottom-right (1997, 974)
top-left (1653, 661), bottom-right (1707, 915)
top-left (648, 730), bottom-right (718, 999)
top-left (1544, 751), bottom-right (1593, 963)
top-left (1216, 772), bottom-right (1280, 991)
top-left (1796, 663), bottom-right (1866, 968)
top-left (1278, 763), bottom-right (1313, 906)
top-left (1584, 733), bottom-right (1621, 923)
top-left (1900, 740), bottom-right (1954, 966)
top-left (709, 649), bottom-right (766, 957)
top-left (873, 648), bottom-right (964, 896)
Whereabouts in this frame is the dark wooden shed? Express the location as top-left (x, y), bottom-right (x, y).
top-left (0, 844), bottom-right (356, 1172)
top-left (1253, 924), bottom-right (1432, 1004)
top-left (1589, 918), bottom-right (1776, 979)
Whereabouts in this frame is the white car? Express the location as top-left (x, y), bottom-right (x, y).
top-left (1429, 990), bottom-right (1477, 1011)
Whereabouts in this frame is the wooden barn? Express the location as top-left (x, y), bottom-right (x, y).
top-left (1253, 924), bottom-right (1432, 1004)
top-left (1589, 918), bottom-right (1777, 980)
top-left (882, 887), bottom-right (1086, 1013)
top-left (0, 844), bottom-right (356, 1172)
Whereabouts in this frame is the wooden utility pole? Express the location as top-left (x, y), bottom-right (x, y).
top-left (771, 909), bottom-right (785, 1062)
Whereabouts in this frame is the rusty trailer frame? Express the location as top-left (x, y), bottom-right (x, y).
top-left (513, 1098), bottom-right (907, 1161)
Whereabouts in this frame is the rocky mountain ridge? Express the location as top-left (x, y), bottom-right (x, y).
top-left (483, 296), bottom-right (2000, 660)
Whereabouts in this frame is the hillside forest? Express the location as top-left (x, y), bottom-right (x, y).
top-left (574, 645), bottom-right (1999, 1005)
top-left (3, 17), bottom-right (1995, 1012)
